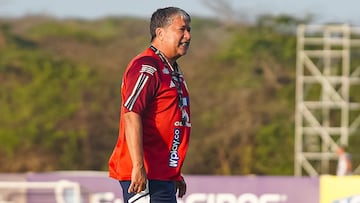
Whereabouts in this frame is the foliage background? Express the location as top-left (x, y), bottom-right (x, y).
top-left (0, 15), bottom-right (359, 175)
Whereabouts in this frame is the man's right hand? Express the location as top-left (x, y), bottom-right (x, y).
top-left (128, 165), bottom-right (147, 194)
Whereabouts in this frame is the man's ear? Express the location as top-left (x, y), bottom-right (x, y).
top-left (156, 28), bottom-right (164, 41)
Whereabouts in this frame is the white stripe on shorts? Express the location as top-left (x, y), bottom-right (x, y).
top-left (128, 182), bottom-right (150, 203)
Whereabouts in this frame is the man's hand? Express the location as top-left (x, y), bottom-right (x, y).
top-left (128, 166), bottom-right (147, 194)
top-left (175, 176), bottom-right (187, 198)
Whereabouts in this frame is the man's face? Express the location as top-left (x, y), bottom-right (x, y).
top-left (337, 147), bottom-right (344, 155)
top-left (161, 15), bottom-right (191, 60)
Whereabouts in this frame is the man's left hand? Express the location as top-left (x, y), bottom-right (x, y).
top-left (175, 176), bottom-right (187, 198)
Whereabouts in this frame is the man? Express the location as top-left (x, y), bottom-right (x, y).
top-left (336, 146), bottom-right (352, 176)
top-left (109, 7), bottom-right (192, 203)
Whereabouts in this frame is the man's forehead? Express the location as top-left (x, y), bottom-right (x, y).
top-left (170, 15), bottom-right (190, 25)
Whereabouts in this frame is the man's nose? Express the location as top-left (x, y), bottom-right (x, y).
top-left (184, 30), bottom-right (191, 40)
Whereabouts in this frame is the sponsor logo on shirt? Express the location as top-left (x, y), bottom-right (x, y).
top-left (169, 128), bottom-right (181, 167)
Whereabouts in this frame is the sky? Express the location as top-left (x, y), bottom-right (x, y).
top-left (0, 0), bottom-right (359, 25)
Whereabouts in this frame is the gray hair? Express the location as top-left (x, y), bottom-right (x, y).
top-left (150, 7), bottom-right (191, 42)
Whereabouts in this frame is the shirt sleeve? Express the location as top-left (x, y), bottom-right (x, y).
top-left (123, 56), bottom-right (159, 114)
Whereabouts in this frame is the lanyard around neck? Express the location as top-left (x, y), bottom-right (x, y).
top-left (150, 45), bottom-right (185, 115)
top-left (149, 45), bottom-right (180, 73)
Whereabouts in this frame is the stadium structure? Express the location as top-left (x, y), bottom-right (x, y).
top-left (295, 24), bottom-right (360, 176)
